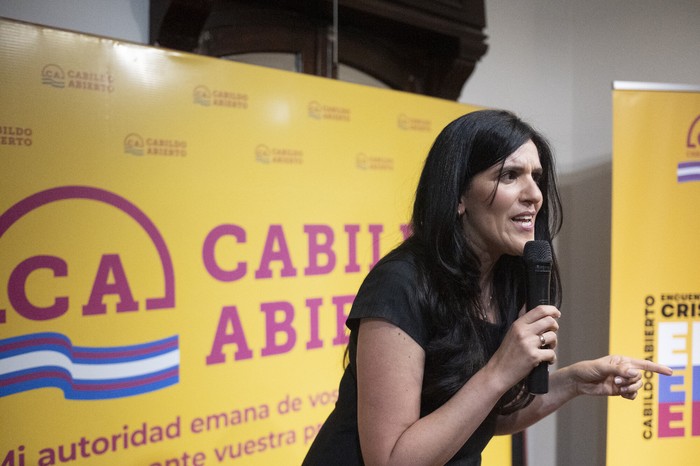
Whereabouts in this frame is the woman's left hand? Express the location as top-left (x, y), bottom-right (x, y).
top-left (569, 355), bottom-right (672, 400)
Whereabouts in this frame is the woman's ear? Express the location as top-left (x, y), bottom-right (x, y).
top-left (457, 196), bottom-right (466, 216)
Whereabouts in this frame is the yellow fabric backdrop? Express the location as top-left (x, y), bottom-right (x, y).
top-left (0, 19), bottom-right (511, 465)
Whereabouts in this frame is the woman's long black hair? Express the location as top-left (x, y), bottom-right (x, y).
top-left (392, 109), bottom-right (563, 414)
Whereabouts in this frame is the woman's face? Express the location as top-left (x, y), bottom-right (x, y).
top-left (459, 140), bottom-right (543, 263)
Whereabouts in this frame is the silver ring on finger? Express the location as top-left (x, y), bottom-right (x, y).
top-left (539, 334), bottom-right (546, 348)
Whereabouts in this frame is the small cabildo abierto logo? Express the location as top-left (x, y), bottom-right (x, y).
top-left (308, 101), bottom-right (322, 119)
top-left (686, 114), bottom-right (700, 152)
top-left (124, 133), bottom-right (145, 156)
top-left (255, 144), bottom-right (303, 165)
top-left (124, 134), bottom-right (187, 157)
top-left (685, 114), bottom-right (700, 157)
top-left (255, 144), bottom-right (271, 164)
top-left (194, 85), bottom-right (248, 108)
top-left (0, 126), bottom-right (33, 147)
top-left (193, 85), bottom-right (211, 106)
top-left (41, 64), bottom-right (65, 88)
top-left (307, 100), bottom-right (350, 121)
top-left (0, 186), bottom-right (178, 400)
top-left (397, 113), bottom-right (431, 132)
top-left (356, 152), bottom-right (394, 171)
top-left (41, 63), bottom-right (114, 92)
top-left (677, 114), bottom-right (700, 183)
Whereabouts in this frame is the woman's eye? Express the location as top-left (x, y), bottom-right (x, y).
top-left (501, 170), bottom-right (517, 182)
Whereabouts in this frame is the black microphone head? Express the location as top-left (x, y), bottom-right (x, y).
top-left (523, 240), bottom-right (552, 265)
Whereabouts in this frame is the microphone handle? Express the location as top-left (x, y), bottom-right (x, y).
top-left (527, 266), bottom-right (551, 394)
top-left (527, 354), bottom-right (549, 394)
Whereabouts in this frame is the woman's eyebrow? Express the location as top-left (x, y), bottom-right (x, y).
top-left (502, 161), bottom-right (543, 174)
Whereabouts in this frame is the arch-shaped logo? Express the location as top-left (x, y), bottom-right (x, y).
top-left (124, 133), bottom-right (145, 156)
top-left (0, 186), bottom-right (175, 322)
top-left (0, 186), bottom-right (178, 399)
top-left (41, 64), bottom-right (65, 89)
top-left (193, 85), bottom-right (211, 106)
top-left (686, 114), bottom-right (700, 149)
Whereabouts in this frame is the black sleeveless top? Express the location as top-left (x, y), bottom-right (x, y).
top-left (302, 251), bottom-right (507, 465)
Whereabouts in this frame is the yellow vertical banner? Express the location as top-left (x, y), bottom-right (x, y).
top-left (0, 19), bottom-right (512, 465)
top-left (608, 82), bottom-right (700, 464)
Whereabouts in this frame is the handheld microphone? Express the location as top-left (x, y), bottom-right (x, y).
top-left (523, 240), bottom-right (552, 394)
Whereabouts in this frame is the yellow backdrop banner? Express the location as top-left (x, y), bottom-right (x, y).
top-left (0, 19), bottom-right (511, 465)
top-left (608, 83), bottom-right (700, 464)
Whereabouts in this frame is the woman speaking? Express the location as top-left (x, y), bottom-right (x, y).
top-left (302, 109), bottom-right (671, 466)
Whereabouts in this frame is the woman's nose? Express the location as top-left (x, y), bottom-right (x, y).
top-left (521, 176), bottom-right (543, 205)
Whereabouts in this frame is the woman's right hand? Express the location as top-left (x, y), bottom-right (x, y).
top-left (484, 305), bottom-right (561, 390)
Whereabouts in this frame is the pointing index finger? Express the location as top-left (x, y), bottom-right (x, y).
top-left (630, 358), bottom-right (673, 376)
